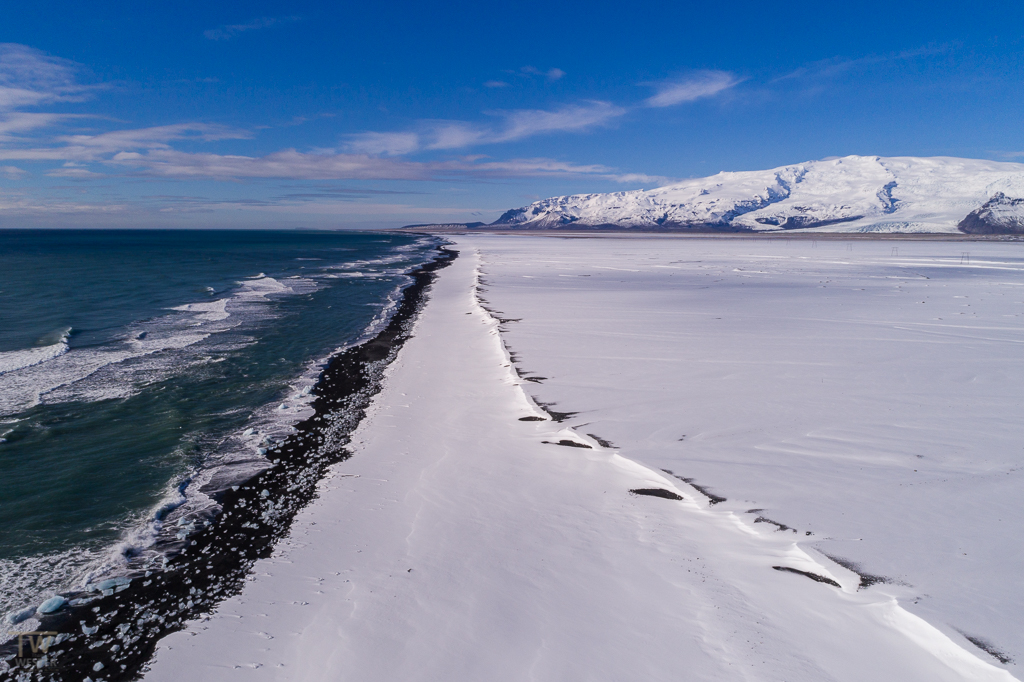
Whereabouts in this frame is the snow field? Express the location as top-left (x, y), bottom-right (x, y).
top-left (467, 234), bottom-right (1024, 675)
top-left (145, 244), bottom-right (1017, 681)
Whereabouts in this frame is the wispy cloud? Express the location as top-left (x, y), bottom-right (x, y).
top-left (272, 186), bottom-right (422, 202)
top-left (644, 71), bottom-right (741, 107)
top-left (0, 123), bottom-right (251, 164)
top-left (0, 43), bottom-right (672, 199)
top-left (771, 45), bottom-right (950, 84)
top-left (59, 123), bottom-right (250, 151)
top-left (102, 147), bottom-right (629, 182)
top-left (494, 101), bottom-right (624, 141)
top-left (344, 131), bottom-right (421, 156)
top-left (604, 172), bottom-right (676, 186)
top-left (0, 44), bottom-right (97, 111)
top-left (0, 112), bottom-right (74, 140)
top-left (345, 101), bottom-right (625, 157)
top-left (520, 66), bottom-right (566, 81)
top-left (423, 123), bottom-right (488, 150)
top-left (204, 16), bottom-right (301, 41)
top-left (483, 80), bottom-right (510, 88)
top-left (45, 165), bottom-right (104, 178)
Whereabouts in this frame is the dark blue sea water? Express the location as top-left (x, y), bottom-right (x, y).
top-left (0, 229), bottom-right (439, 620)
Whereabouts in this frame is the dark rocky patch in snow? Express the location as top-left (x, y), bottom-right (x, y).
top-left (661, 470), bottom-right (726, 505)
top-left (630, 488), bottom-right (684, 501)
top-left (518, 416), bottom-right (546, 422)
top-left (960, 633), bottom-right (1013, 665)
top-left (819, 552), bottom-right (891, 589)
top-left (772, 566), bottom-right (841, 588)
top-left (586, 433), bottom-right (616, 448)
top-left (543, 439), bottom-right (593, 449)
top-left (535, 401), bottom-right (578, 423)
top-left (750, 513), bottom-right (797, 533)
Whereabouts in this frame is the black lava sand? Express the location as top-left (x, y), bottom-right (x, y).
top-left (772, 566), bottom-right (841, 588)
top-left (0, 246), bottom-right (457, 682)
top-left (629, 488), bottom-right (684, 501)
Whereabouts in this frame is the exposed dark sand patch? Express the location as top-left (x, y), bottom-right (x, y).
top-left (543, 439), bottom-right (593, 449)
top-left (959, 633), bottom-right (1013, 665)
top-left (535, 401), bottom-right (578, 423)
top-left (0, 246), bottom-right (457, 682)
top-left (772, 566), bottom-right (841, 588)
top-left (630, 488), bottom-right (684, 501)
top-left (586, 433), bottom-right (616, 448)
top-left (819, 552), bottom-right (891, 589)
top-left (661, 470), bottom-right (726, 505)
top-left (748, 511), bottom-right (797, 534)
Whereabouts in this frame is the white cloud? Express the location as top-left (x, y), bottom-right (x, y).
top-left (0, 45), bottom-right (665, 199)
top-left (460, 157), bottom-right (614, 177)
top-left (45, 165), bottom-right (104, 178)
top-left (204, 16), bottom-right (300, 41)
top-left (604, 172), bottom-right (676, 186)
top-left (344, 131), bottom-right (420, 156)
top-left (493, 101), bottom-right (625, 142)
top-left (644, 71), bottom-right (740, 107)
top-left (0, 113), bottom-right (69, 140)
top-left (60, 123), bottom-right (249, 151)
top-left (344, 101), bottom-right (625, 157)
top-left (109, 148), bottom-right (435, 180)
top-left (771, 46), bottom-right (949, 85)
top-left (0, 123), bottom-right (251, 166)
top-left (424, 123), bottom-right (488, 150)
top-left (0, 44), bottom-right (94, 112)
top-left (94, 146), bottom-right (628, 182)
top-left (520, 66), bottom-right (566, 81)
top-left (0, 193), bottom-right (126, 214)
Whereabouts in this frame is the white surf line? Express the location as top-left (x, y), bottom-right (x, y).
top-left (145, 247), bottom-right (1015, 681)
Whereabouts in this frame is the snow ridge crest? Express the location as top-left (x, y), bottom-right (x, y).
top-left (489, 155), bottom-right (1024, 234)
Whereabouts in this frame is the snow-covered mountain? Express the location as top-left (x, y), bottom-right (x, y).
top-left (491, 156), bottom-right (1024, 233)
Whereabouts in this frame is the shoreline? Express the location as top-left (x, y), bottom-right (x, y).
top-left (141, 242), bottom-right (1015, 681)
top-left (0, 245), bottom-right (457, 681)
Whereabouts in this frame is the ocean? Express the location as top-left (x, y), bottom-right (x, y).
top-left (0, 229), bottom-right (441, 627)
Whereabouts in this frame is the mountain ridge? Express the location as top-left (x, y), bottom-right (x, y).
top-left (414, 156), bottom-right (1024, 234)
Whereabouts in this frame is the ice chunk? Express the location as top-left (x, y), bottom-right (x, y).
top-left (5, 606), bottom-right (35, 624)
top-left (91, 576), bottom-right (131, 593)
top-left (36, 596), bottom-right (66, 614)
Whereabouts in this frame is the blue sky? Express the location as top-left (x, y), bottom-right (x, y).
top-left (1, 0), bottom-right (1023, 228)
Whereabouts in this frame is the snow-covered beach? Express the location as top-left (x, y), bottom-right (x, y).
top-left (145, 235), bottom-right (1023, 681)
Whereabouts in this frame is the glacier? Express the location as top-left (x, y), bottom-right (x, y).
top-left (489, 155), bottom-right (1024, 233)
